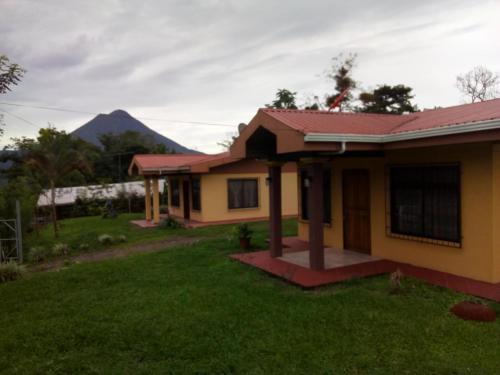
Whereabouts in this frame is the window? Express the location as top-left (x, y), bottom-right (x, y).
top-left (170, 179), bottom-right (180, 207)
top-left (228, 179), bottom-right (258, 209)
top-left (390, 165), bottom-right (460, 243)
top-left (300, 168), bottom-right (332, 223)
top-left (191, 178), bottom-right (201, 211)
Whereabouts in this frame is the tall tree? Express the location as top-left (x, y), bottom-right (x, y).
top-left (265, 89), bottom-right (298, 109)
top-left (358, 85), bottom-right (418, 114)
top-left (13, 128), bottom-right (91, 237)
top-left (456, 66), bottom-right (499, 103)
top-left (325, 52), bottom-right (357, 111)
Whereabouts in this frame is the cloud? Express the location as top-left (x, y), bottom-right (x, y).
top-left (0, 0), bottom-right (499, 153)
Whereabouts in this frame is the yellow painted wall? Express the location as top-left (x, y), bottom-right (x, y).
top-left (299, 143), bottom-right (497, 283)
top-left (167, 172), bottom-right (298, 223)
top-left (492, 144), bottom-right (500, 283)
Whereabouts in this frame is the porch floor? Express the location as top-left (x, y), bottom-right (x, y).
top-left (280, 248), bottom-right (379, 269)
top-left (231, 237), bottom-right (500, 302)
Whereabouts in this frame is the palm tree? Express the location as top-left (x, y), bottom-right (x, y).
top-left (17, 128), bottom-right (91, 237)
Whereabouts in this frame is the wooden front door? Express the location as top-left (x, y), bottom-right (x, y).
top-left (182, 180), bottom-right (190, 220)
top-left (342, 169), bottom-right (371, 254)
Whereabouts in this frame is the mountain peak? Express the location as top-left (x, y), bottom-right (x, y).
top-left (109, 109), bottom-right (132, 118)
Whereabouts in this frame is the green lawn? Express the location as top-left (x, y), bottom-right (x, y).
top-left (2, 216), bottom-right (499, 374)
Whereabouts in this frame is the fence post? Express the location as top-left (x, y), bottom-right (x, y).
top-left (16, 200), bottom-right (23, 263)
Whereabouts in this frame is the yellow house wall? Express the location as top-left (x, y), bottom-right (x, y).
top-left (492, 144), bottom-right (500, 283)
top-left (298, 143), bottom-right (496, 283)
top-left (167, 172), bottom-right (298, 223)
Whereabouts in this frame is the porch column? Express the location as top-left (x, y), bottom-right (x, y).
top-left (144, 177), bottom-right (152, 221)
top-left (308, 162), bottom-right (324, 270)
top-left (268, 162), bottom-right (283, 258)
top-left (152, 177), bottom-right (160, 224)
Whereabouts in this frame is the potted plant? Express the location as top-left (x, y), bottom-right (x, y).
top-left (234, 223), bottom-right (253, 250)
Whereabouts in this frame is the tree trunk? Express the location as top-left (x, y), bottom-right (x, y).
top-left (50, 180), bottom-right (58, 238)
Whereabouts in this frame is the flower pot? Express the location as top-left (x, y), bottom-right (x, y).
top-left (239, 237), bottom-right (251, 250)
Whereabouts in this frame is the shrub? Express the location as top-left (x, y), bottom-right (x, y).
top-left (0, 261), bottom-right (26, 283)
top-left (52, 243), bottom-right (70, 257)
top-left (98, 234), bottom-right (114, 245)
top-left (232, 223), bottom-right (253, 240)
top-left (116, 235), bottom-right (127, 243)
top-left (159, 217), bottom-right (183, 230)
top-left (78, 243), bottom-right (90, 251)
top-left (27, 246), bottom-right (51, 263)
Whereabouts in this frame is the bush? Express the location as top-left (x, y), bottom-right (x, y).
top-left (27, 246), bottom-right (51, 263)
top-left (232, 223), bottom-right (253, 240)
top-left (116, 235), bottom-right (127, 243)
top-left (0, 261), bottom-right (26, 283)
top-left (78, 243), bottom-right (90, 251)
top-left (52, 243), bottom-right (70, 257)
top-left (98, 234), bottom-right (114, 245)
top-left (159, 217), bottom-right (183, 230)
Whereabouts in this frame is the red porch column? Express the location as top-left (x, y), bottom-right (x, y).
top-left (308, 162), bottom-right (324, 270)
top-left (268, 162), bottom-right (283, 258)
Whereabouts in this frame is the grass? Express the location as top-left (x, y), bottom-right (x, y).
top-left (25, 214), bottom-right (297, 262)
top-left (1, 216), bottom-right (499, 373)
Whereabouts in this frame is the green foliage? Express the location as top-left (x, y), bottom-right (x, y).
top-left (232, 223), bottom-right (252, 240)
top-left (78, 243), bottom-right (90, 252)
top-left (116, 235), bottom-right (127, 243)
top-left (358, 84), bottom-right (418, 114)
top-left (52, 243), bottom-right (70, 257)
top-left (0, 261), bottom-right (25, 283)
top-left (266, 88), bottom-right (298, 109)
top-left (0, 54), bottom-right (26, 95)
top-left (27, 246), bottom-right (51, 263)
top-left (159, 217), bottom-right (183, 229)
top-left (97, 234), bottom-right (114, 245)
top-left (95, 131), bottom-right (172, 183)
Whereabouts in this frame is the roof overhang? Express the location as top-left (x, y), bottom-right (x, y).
top-left (303, 118), bottom-right (500, 144)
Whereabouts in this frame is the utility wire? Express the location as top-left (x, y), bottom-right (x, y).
top-left (0, 101), bottom-right (236, 128)
top-left (0, 107), bottom-right (41, 129)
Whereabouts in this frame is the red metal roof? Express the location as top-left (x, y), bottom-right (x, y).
top-left (261, 98), bottom-right (500, 136)
top-left (129, 152), bottom-right (232, 175)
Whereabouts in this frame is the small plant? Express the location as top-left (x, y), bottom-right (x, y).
top-left (27, 246), bottom-right (51, 263)
top-left (78, 243), bottom-right (90, 252)
top-left (232, 223), bottom-right (253, 250)
top-left (0, 261), bottom-right (26, 283)
top-left (52, 243), bottom-right (70, 257)
top-left (98, 234), bottom-right (114, 245)
top-left (116, 235), bottom-right (127, 243)
top-left (389, 268), bottom-right (404, 294)
top-left (159, 217), bottom-right (183, 230)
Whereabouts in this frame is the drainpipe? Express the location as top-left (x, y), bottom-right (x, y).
top-left (333, 141), bottom-right (347, 155)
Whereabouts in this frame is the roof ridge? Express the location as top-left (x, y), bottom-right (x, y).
top-left (261, 107), bottom-right (404, 118)
top-left (418, 97), bottom-right (500, 113)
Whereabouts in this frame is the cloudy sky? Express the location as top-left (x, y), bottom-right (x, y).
top-left (1, 0), bottom-right (499, 153)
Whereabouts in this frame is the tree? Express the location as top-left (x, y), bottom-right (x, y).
top-left (358, 85), bottom-right (418, 114)
top-left (95, 131), bottom-right (172, 182)
top-left (325, 52), bottom-right (357, 111)
top-left (0, 55), bottom-right (26, 137)
top-left (456, 66), bottom-right (499, 103)
top-left (0, 55), bottom-right (25, 94)
top-left (13, 128), bottom-right (91, 237)
top-left (266, 89), bottom-right (298, 109)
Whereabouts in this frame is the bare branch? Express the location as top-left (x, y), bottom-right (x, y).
top-left (456, 66), bottom-right (499, 103)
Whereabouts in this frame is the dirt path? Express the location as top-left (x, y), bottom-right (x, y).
top-left (30, 237), bottom-right (204, 273)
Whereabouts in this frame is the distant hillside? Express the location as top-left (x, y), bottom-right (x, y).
top-left (71, 109), bottom-right (197, 153)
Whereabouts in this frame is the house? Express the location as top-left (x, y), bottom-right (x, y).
top-left (128, 152), bottom-right (298, 226)
top-left (230, 99), bottom-right (500, 292)
top-left (37, 180), bottom-right (154, 218)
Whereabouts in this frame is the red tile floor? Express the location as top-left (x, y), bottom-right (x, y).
top-left (231, 237), bottom-right (500, 302)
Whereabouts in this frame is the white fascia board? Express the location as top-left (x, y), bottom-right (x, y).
top-left (303, 119), bottom-right (500, 143)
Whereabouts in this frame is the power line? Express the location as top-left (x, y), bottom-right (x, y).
top-left (0, 101), bottom-right (236, 128)
top-left (0, 107), bottom-right (41, 129)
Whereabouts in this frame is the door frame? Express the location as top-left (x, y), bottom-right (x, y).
top-left (342, 169), bottom-right (372, 254)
